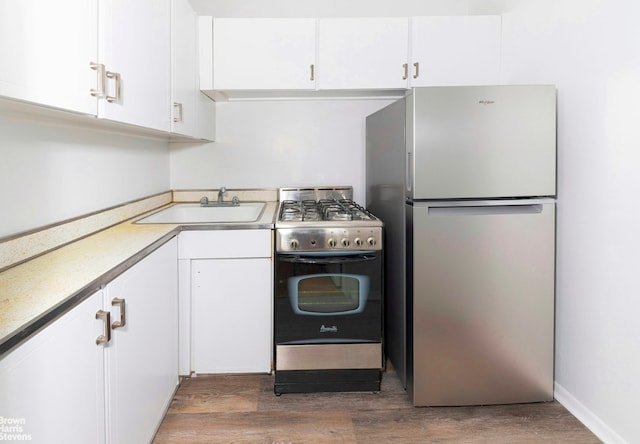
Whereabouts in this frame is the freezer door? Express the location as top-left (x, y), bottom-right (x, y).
top-left (407, 85), bottom-right (556, 199)
top-left (408, 200), bottom-right (555, 406)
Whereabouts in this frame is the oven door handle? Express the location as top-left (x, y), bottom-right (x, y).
top-left (279, 254), bottom-right (377, 264)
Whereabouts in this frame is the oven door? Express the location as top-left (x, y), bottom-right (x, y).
top-left (275, 251), bottom-right (382, 344)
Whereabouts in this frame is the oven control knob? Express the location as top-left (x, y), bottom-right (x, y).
top-left (341, 238), bottom-right (350, 247)
top-left (289, 239), bottom-right (299, 250)
top-left (327, 238), bottom-right (337, 248)
top-left (367, 237), bottom-right (377, 247)
top-left (354, 237), bottom-right (363, 247)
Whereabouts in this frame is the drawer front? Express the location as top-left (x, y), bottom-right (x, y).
top-left (178, 229), bottom-right (272, 259)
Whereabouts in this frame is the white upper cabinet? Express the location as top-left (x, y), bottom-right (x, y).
top-left (171, 0), bottom-right (215, 140)
top-left (0, 0), bottom-right (98, 115)
top-left (1, 0), bottom-right (175, 134)
top-left (318, 18), bottom-right (409, 90)
top-left (201, 16), bottom-right (500, 97)
top-left (409, 16), bottom-right (501, 86)
top-left (97, 0), bottom-right (172, 132)
top-left (211, 18), bottom-right (317, 91)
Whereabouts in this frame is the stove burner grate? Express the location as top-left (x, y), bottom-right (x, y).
top-left (278, 199), bottom-right (376, 222)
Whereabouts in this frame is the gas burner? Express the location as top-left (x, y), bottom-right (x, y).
top-left (279, 197), bottom-right (377, 223)
top-left (275, 187), bottom-right (383, 253)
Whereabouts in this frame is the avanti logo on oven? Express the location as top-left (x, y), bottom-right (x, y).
top-left (320, 324), bottom-right (338, 333)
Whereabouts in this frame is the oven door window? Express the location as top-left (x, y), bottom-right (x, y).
top-left (289, 274), bottom-right (369, 316)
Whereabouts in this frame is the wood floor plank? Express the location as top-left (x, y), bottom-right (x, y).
top-left (351, 403), bottom-right (602, 443)
top-left (154, 410), bottom-right (357, 443)
top-left (153, 368), bottom-right (602, 444)
top-left (167, 374), bottom-right (262, 414)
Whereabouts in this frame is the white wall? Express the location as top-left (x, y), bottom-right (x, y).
top-left (500, 1), bottom-right (640, 443)
top-left (0, 114), bottom-right (170, 238)
top-left (170, 99), bottom-right (393, 204)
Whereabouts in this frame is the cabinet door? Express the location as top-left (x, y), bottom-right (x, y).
top-left (192, 258), bottom-right (272, 373)
top-left (318, 18), bottom-right (409, 90)
top-left (212, 18), bottom-right (316, 90)
top-left (98, 0), bottom-right (171, 131)
top-left (0, 0), bottom-right (98, 114)
top-left (104, 239), bottom-right (178, 444)
top-left (171, 0), bottom-right (197, 137)
top-left (410, 16), bottom-right (501, 86)
top-left (171, 0), bottom-right (215, 140)
top-left (0, 291), bottom-right (106, 444)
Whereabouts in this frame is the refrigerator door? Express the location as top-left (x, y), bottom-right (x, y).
top-left (407, 200), bottom-right (555, 406)
top-left (406, 85), bottom-right (556, 200)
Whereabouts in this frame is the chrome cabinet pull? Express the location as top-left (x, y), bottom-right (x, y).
top-left (106, 71), bottom-right (122, 103)
top-left (95, 310), bottom-right (111, 345)
top-left (310, 64), bottom-right (315, 81)
top-left (90, 62), bottom-right (106, 98)
top-left (402, 63), bottom-right (408, 80)
top-left (413, 62), bottom-right (420, 79)
top-left (173, 102), bottom-right (183, 123)
top-left (111, 298), bottom-right (126, 329)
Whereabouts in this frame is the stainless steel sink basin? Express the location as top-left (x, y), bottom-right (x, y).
top-left (136, 202), bottom-right (266, 224)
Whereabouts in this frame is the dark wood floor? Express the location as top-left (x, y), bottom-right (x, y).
top-left (153, 364), bottom-right (601, 443)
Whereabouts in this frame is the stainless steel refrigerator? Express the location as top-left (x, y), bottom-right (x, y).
top-left (366, 85), bottom-right (556, 406)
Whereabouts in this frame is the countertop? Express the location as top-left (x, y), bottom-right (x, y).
top-left (0, 200), bottom-right (278, 357)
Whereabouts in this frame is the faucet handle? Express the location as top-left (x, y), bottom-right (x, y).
top-left (199, 196), bottom-right (209, 205)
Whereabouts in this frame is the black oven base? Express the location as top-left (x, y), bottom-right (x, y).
top-left (274, 369), bottom-right (381, 395)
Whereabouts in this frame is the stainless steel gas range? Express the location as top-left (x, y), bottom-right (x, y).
top-left (273, 186), bottom-right (384, 395)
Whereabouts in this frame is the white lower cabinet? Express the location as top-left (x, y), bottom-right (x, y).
top-left (192, 258), bottom-right (272, 373)
top-left (178, 230), bottom-right (273, 375)
top-left (103, 238), bottom-right (178, 444)
top-left (0, 237), bottom-right (178, 444)
top-left (0, 291), bottom-right (106, 444)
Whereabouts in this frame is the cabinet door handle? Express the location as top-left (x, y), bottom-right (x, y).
top-left (90, 62), bottom-right (106, 98)
top-left (95, 310), bottom-right (111, 345)
top-left (310, 64), bottom-right (315, 81)
top-left (413, 62), bottom-right (420, 79)
top-left (173, 102), bottom-right (183, 123)
top-left (111, 298), bottom-right (126, 329)
top-left (402, 63), bottom-right (408, 80)
top-left (106, 71), bottom-right (122, 103)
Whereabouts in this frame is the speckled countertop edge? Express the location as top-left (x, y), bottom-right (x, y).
top-left (0, 196), bottom-right (278, 358)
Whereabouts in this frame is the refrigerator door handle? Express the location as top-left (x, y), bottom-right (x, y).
top-left (427, 204), bottom-right (543, 216)
top-left (406, 152), bottom-right (412, 193)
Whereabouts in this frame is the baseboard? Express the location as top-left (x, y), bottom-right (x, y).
top-left (555, 382), bottom-right (629, 444)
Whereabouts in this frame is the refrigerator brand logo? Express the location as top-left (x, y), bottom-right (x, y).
top-left (479, 100), bottom-right (495, 105)
top-left (320, 325), bottom-right (338, 333)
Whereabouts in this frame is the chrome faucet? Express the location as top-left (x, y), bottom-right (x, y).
top-left (199, 188), bottom-right (240, 207)
top-left (217, 187), bottom-right (226, 203)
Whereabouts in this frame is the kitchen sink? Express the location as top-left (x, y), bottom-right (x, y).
top-left (136, 202), bottom-right (266, 224)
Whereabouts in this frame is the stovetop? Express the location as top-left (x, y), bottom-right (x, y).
top-left (279, 199), bottom-right (378, 223)
top-left (276, 186), bottom-right (381, 227)
top-left (275, 187), bottom-right (383, 253)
